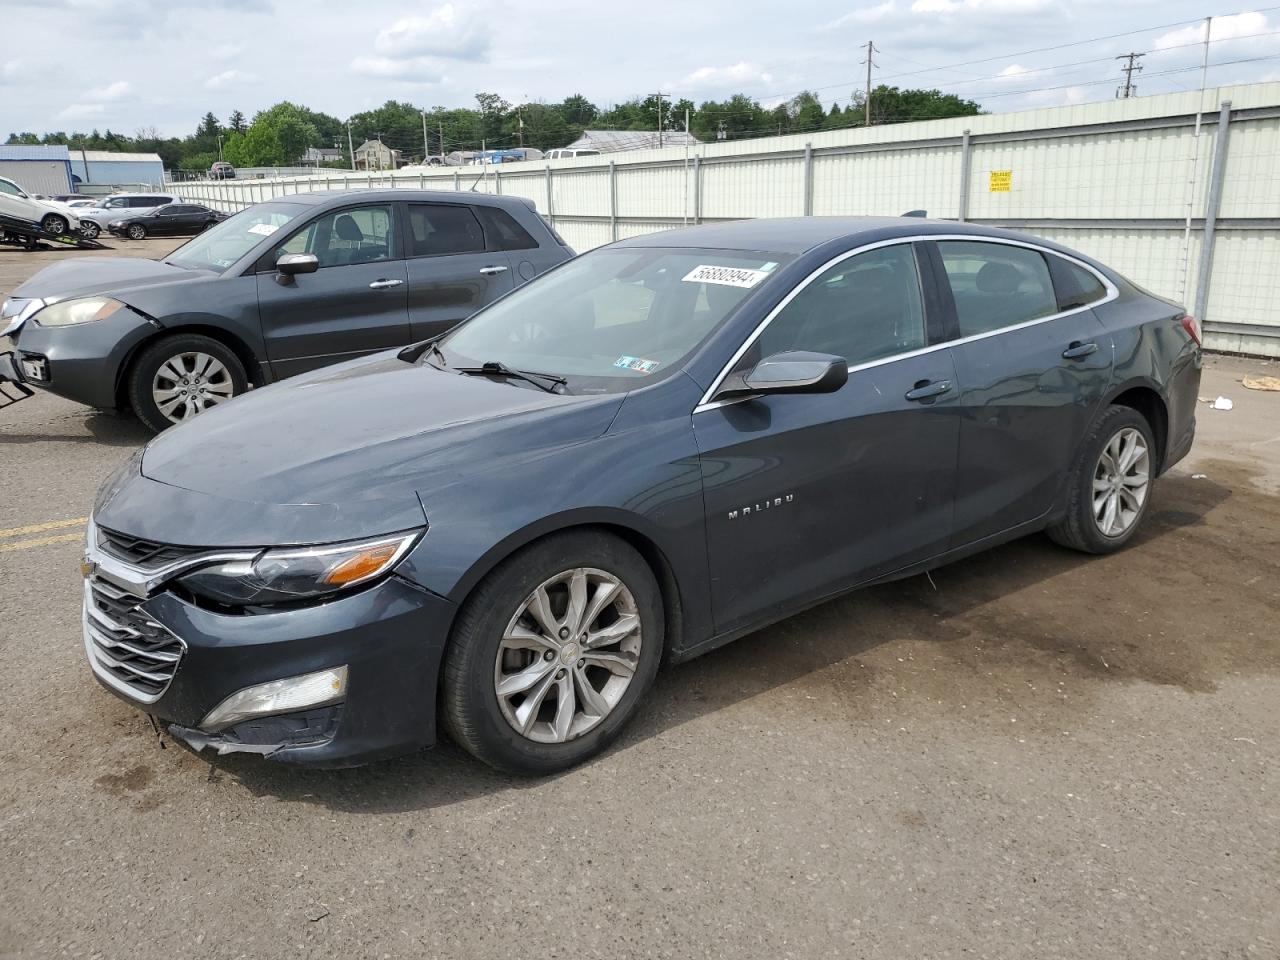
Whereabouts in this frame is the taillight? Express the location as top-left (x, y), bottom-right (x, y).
top-left (1180, 314), bottom-right (1201, 346)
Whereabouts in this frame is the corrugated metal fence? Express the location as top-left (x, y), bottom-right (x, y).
top-left (173, 82), bottom-right (1280, 357)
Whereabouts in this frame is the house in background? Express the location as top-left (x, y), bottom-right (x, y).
top-left (563, 130), bottom-right (701, 153)
top-left (300, 147), bottom-right (344, 167)
top-left (354, 140), bottom-right (401, 171)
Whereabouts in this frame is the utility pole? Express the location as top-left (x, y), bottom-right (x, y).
top-left (652, 91), bottom-right (668, 148)
top-left (716, 119), bottom-right (727, 141)
top-left (517, 108), bottom-right (524, 149)
top-left (347, 123), bottom-right (355, 171)
top-left (1116, 52), bottom-right (1144, 99)
top-left (439, 121), bottom-right (445, 161)
top-left (421, 111), bottom-right (429, 163)
top-left (862, 40), bottom-right (878, 125)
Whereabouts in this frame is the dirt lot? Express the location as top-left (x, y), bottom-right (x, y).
top-left (1, 240), bottom-right (1278, 959)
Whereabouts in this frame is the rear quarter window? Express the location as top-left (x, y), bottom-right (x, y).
top-left (475, 206), bottom-right (538, 251)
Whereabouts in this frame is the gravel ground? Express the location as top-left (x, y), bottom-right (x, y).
top-left (1, 240), bottom-right (1278, 959)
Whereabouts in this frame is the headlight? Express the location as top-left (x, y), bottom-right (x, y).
top-left (33, 296), bottom-right (125, 327)
top-left (179, 530), bottom-right (422, 606)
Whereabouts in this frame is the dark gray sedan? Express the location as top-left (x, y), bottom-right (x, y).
top-left (1, 190), bottom-right (571, 430)
top-left (78, 217), bottom-right (1201, 774)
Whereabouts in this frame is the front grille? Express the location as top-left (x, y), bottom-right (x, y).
top-left (84, 575), bottom-right (184, 702)
top-left (98, 527), bottom-right (204, 568)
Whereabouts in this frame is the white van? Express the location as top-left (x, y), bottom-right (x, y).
top-left (544, 148), bottom-right (602, 160)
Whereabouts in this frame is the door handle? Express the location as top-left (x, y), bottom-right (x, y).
top-left (368, 279), bottom-right (404, 289)
top-left (479, 265), bottom-right (509, 276)
top-left (1062, 341), bottom-right (1099, 360)
top-left (905, 379), bottom-right (952, 402)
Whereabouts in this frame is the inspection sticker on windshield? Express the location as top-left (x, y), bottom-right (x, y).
top-left (614, 356), bottom-right (661, 374)
top-left (247, 223), bottom-right (280, 236)
top-left (682, 264), bottom-right (770, 288)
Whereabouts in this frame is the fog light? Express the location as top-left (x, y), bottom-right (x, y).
top-left (199, 666), bottom-right (348, 733)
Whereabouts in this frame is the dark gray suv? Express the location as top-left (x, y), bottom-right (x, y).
top-left (1, 191), bottom-right (572, 430)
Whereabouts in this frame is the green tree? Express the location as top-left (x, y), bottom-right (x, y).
top-left (849, 85), bottom-right (982, 126)
top-left (559, 94), bottom-right (597, 128)
top-left (227, 110), bottom-right (247, 134)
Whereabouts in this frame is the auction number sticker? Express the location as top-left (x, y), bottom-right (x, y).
top-left (614, 356), bottom-right (661, 374)
top-left (683, 264), bottom-right (770, 288)
top-left (248, 223), bottom-right (280, 236)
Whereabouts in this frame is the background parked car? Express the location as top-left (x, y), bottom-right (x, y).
top-left (209, 161), bottom-right (236, 180)
top-left (108, 203), bottom-right (228, 239)
top-left (78, 193), bottom-right (178, 239)
top-left (0, 176), bottom-right (82, 235)
top-left (3, 190), bottom-right (573, 431)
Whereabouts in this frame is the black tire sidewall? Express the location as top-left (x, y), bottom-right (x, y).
top-left (42, 215), bottom-right (66, 235)
top-left (126, 334), bottom-right (247, 433)
top-left (1070, 407), bottom-right (1156, 553)
top-left (443, 532), bottom-right (664, 774)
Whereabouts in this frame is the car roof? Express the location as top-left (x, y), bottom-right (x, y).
top-left (610, 216), bottom-right (1079, 256)
top-left (280, 189), bottom-right (537, 212)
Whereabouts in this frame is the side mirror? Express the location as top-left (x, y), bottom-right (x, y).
top-left (275, 252), bottom-right (319, 284)
top-left (719, 351), bottom-right (848, 399)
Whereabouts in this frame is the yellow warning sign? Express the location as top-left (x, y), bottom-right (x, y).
top-left (989, 170), bottom-right (1012, 192)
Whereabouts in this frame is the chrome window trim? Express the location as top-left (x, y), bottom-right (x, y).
top-left (693, 234), bottom-right (1118, 414)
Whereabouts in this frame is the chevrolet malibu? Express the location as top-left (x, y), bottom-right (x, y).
top-left (81, 218), bottom-right (1202, 774)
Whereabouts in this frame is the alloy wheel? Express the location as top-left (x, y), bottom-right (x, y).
top-left (494, 567), bottom-right (642, 744)
top-left (151, 352), bottom-right (235, 423)
top-left (81, 222), bottom-right (99, 239)
top-left (41, 215), bottom-right (65, 235)
top-left (128, 224), bottom-right (146, 240)
top-left (1093, 426), bottom-right (1149, 538)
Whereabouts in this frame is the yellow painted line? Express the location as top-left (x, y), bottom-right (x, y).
top-left (0, 532), bottom-right (84, 553)
top-left (0, 517), bottom-right (88, 539)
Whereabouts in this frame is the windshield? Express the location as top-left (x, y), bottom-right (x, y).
top-left (165, 201), bottom-right (306, 271)
top-left (439, 247), bottom-right (790, 393)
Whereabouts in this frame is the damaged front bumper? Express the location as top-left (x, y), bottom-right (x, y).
top-left (85, 559), bottom-right (457, 768)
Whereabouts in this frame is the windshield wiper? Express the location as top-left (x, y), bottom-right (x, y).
top-left (397, 339), bottom-right (448, 367)
top-left (454, 360), bottom-right (567, 394)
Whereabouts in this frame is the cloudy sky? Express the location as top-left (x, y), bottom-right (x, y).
top-left (3, 0), bottom-right (1278, 137)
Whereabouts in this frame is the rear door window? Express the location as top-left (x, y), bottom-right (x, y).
top-left (937, 241), bottom-right (1058, 338)
top-left (475, 206), bottom-right (538, 251)
top-left (405, 203), bottom-right (486, 257)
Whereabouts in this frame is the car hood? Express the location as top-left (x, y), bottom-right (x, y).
top-left (96, 354), bottom-right (624, 547)
top-left (13, 256), bottom-right (214, 305)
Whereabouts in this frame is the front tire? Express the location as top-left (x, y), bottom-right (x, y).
top-left (442, 530), bottom-right (664, 774)
top-left (126, 333), bottom-right (247, 432)
top-left (1047, 405), bottom-right (1156, 554)
top-left (41, 214), bottom-right (68, 235)
top-left (80, 221), bottom-right (100, 239)
top-left (127, 223), bottom-right (147, 240)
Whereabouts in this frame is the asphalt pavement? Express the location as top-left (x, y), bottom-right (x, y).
top-left (1, 240), bottom-right (1278, 959)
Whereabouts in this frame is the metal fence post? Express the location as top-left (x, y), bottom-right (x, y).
top-left (1194, 101), bottom-right (1233, 325)
top-left (803, 143), bottom-right (814, 216)
top-left (958, 129), bottom-right (972, 222)
top-left (693, 156), bottom-right (702, 224)
top-left (546, 165), bottom-right (554, 225)
top-left (609, 161), bottom-right (618, 242)
top-left (454, 171), bottom-right (460, 192)
top-left (495, 166), bottom-right (502, 195)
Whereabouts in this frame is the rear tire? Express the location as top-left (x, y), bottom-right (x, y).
top-left (1047, 405), bottom-right (1156, 554)
top-left (126, 333), bottom-right (247, 433)
top-left (41, 214), bottom-right (68, 235)
top-left (442, 530), bottom-right (664, 774)
top-left (80, 221), bottom-right (100, 239)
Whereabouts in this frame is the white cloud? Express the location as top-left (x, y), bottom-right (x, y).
top-left (350, 56), bottom-right (445, 82)
top-left (374, 5), bottom-right (488, 61)
top-left (681, 62), bottom-right (775, 89)
top-left (910, 0), bottom-right (1049, 13)
top-left (58, 103), bottom-right (105, 119)
top-left (829, 1), bottom-right (897, 26)
top-left (204, 69), bottom-right (249, 89)
top-left (88, 80), bottom-right (130, 100)
top-left (1152, 11), bottom-right (1271, 50)
top-left (996, 63), bottom-right (1028, 80)
top-left (1, 59), bottom-right (22, 78)
top-left (211, 43), bottom-right (243, 60)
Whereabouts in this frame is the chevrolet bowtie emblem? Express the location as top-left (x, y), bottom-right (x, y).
top-left (80, 556), bottom-right (96, 579)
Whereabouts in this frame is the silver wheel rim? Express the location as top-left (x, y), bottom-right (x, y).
top-left (494, 567), bottom-right (642, 744)
top-left (1093, 427), bottom-right (1149, 538)
top-left (151, 352), bottom-right (235, 423)
top-left (83, 222), bottom-right (98, 238)
top-left (128, 225), bottom-right (145, 239)
top-left (43, 216), bottom-right (64, 234)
